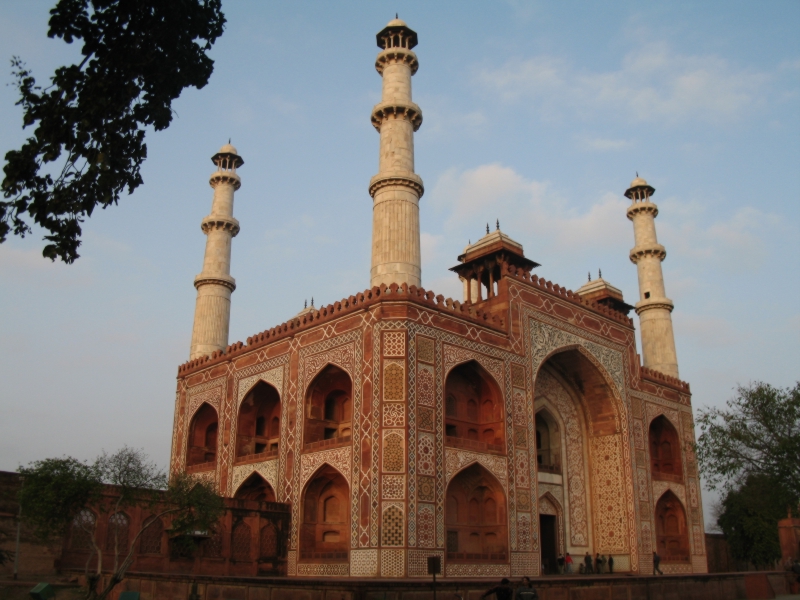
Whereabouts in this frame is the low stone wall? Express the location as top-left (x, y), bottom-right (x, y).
top-left (97, 570), bottom-right (793, 600)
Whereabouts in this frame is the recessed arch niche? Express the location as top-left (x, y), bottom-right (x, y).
top-left (187, 403), bottom-right (218, 467)
top-left (236, 380), bottom-right (281, 458)
top-left (445, 463), bottom-right (508, 564)
top-left (444, 360), bottom-right (505, 452)
top-left (535, 408), bottom-right (562, 473)
top-left (655, 490), bottom-right (690, 563)
top-left (299, 464), bottom-right (349, 562)
top-left (233, 472), bottom-right (276, 502)
top-left (304, 365), bottom-right (353, 446)
top-left (649, 415), bottom-right (683, 482)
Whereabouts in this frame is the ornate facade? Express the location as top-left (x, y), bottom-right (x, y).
top-left (172, 18), bottom-right (706, 579)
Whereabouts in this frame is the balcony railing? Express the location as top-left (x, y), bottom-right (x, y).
top-left (447, 552), bottom-right (507, 562)
top-left (186, 461), bottom-right (215, 474)
top-left (234, 449), bottom-right (279, 465)
top-left (537, 463), bottom-right (562, 475)
top-left (304, 436), bottom-right (352, 452)
top-left (445, 436), bottom-right (505, 454)
top-left (299, 550), bottom-right (348, 561)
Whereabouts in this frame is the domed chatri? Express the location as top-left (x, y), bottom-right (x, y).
top-left (211, 140), bottom-right (244, 169)
top-left (386, 17), bottom-right (407, 27)
top-left (624, 173), bottom-right (655, 200)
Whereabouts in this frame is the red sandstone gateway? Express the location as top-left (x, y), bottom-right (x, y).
top-left (172, 16), bottom-right (703, 580)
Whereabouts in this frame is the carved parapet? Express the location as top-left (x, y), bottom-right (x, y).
top-left (626, 201), bottom-right (658, 220)
top-left (375, 47), bottom-right (419, 75)
top-left (201, 215), bottom-right (240, 236)
top-left (640, 365), bottom-right (690, 392)
top-left (194, 273), bottom-right (236, 292)
top-left (209, 171), bottom-right (241, 190)
top-left (634, 297), bottom-right (674, 315)
top-left (369, 172), bottom-right (424, 198)
top-left (371, 101), bottom-right (423, 131)
top-left (629, 244), bottom-right (666, 263)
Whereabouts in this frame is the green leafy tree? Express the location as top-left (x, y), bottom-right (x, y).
top-left (18, 447), bottom-right (224, 600)
top-left (716, 474), bottom-right (795, 567)
top-left (1, 0), bottom-right (226, 263)
top-left (696, 381), bottom-right (800, 499)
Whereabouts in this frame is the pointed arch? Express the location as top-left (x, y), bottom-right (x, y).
top-left (69, 509), bottom-right (96, 551)
top-left (139, 515), bottom-right (164, 555)
top-left (233, 472), bottom-right (276, 502)
top-left (105, 511), bottom-right (130, 552)
top-left (445, 463), bottom-right (508, 564)
top-left (649, 415), bottom-right (683, 482)
top-left (299, 464), bottom-right (350, 562)
top-left (444, 360), bottom-right (506, 452)
top-left (655, 490), bottom-right (690, 563)
top-left (236, 380), bottom-right (281, 459)
top-left (187, 402), bottom-right (219, 468)
top-left (304, 364), bottom-right (353, 447)
top-left (535, 406), bottom-right (563, 474)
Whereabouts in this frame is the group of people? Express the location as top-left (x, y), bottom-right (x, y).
top-left (552, 551), bottom-right (614, 575)
top-left (480, 577), bottom-right (538, 600)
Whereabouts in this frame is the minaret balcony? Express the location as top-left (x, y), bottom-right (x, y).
top-left (626, 201), bottom-right (659, 219)
top-left (634, 297), bottom-right (674, 315)
top-left (368, 171), bottom-right (424, 198)
top-left (209, 170), bottom-right (241, 189)
top-left (375, 47), bottom-right (419, 75)
top-left (371, 101), bottom-right (423, 131)
top-left (194, 273), bottom-right (236, 291)
top-left (201, 215), bottom-right (240, 236)
top-left (629, 244), bottom-right (666, 263)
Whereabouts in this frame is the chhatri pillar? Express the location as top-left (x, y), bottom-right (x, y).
top-left (369, 17), bottom-right (424, 288)
top-left (626, 176), bottom-right (679, 378)
top-left (189, 143), bottom-right (243, 359)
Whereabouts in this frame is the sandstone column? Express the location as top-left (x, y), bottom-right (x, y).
top-left (189, 143), bottom-right (243, 359)
top-left (369, 18), bottom-right (424, 288)
top-left (626, 176), bottom-right (679, 378)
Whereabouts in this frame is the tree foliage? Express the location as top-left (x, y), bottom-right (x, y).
top-left (717, 474), bottom-right (795, 567)
top-left (696, 381), bottom-right (800, 499)
top-left (1, 0), bottom-right (226, 263)
top-left (18, 447), bottom-right (224, 600)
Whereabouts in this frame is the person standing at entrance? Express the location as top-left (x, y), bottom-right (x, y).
top-left (557, 554), bottom-right (565, 574)
top-left (481, 578), bottom-right (514, 600)
top-left (565, 552), bottom-right (573, 574)
top-left (653, 551), bottom-right (663, 575)
top-left (608, 555), bottom-right (614, 574)
top-left (584, 552), bottom-right (594, 574)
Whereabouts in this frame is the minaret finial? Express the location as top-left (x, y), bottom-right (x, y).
top-left (311, 296), bottom-right (314, 307)
top-left (496, 219), bottom-right (500, 231)
top-left (636, 171), bottom-right (638, 177)
top-left (486, 223), bottom-right (490, 234)
top-left (599, 268), bottom-right (602, 278)
top-left (304, 299), bottom-right (307, 309)
top-left (228, 137), bottom-right (231, 144)
top-left (396, 12), bottom-right (398, 18)
top-left (588, 272), bottom-right (591, 282)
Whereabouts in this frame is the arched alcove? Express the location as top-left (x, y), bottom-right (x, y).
top-left (69, 509), bottom-right (96, 551)
top-left (444, 361), bottom-right (505, 453)
top-left (445, 463), bottom-right (508, 564)
top-left (649, 415), bottom-right (683, 482)
top-left (186, 403), bottom-right (218, 467)
top-left (300, 465), bottom-right (349, 562)
top-left (655, 490), bottom-right (690, 563)
top-left (535, 408), bottom-right (562, 474)
top-left (139, 516), bottom-right (163, 555)
top-left (234, 472), bottom-right (276, 502)
top-left (236, 381), bottom-right (281, 459)
top-left (105, 512), bottom-right (130, 552)
top-left (304, 365), bottom-right (353, 447)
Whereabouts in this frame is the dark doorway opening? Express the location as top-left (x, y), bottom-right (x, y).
top-left (539, 514), bottom-right (557, 575)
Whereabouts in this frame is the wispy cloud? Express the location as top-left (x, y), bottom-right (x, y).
top-left (475, 41), bottom-right (777, 124)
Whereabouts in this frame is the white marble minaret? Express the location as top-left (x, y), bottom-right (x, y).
top-left (369, 18), bottom-right (424, 288)
top-left (189, 143), bottom-right (243, 359)
top-left (626, 176), bottom-right (679, 378)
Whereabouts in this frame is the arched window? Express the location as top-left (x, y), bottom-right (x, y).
top-left (231, 521), bottom-right (252, 561)
top-left (535, 410), bottom-right (562, 473)
top-left (234, 473), bottom-right (276, 502)
top-left (70, 509), bottom-right (96, 551)
top-left (236, 381), bottom-right (281, 459)
top-left (187, 403), bottom-right (218, 467)
top-left (300, 465), bottom-right (349, 562)
top-left (140, 516), bottom-right (163, 554)
top-left (655, 491), bottom-right (690, 562)
top-left (445, 463), bottom-right (508, 564)
top-left (260, 523), bottom-right (278, 559)
top-left (444, 361), bottom-right (505, 452)
top-left (649, 416), bottom-right (683, 481)
top-left (106, 512), bottom-right (129, 553)
top-left (304, 365), bottom-right (353, 447)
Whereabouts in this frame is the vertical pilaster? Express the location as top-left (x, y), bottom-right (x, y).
top-left (369, 19), bottom-right (424, 288)
top-left (625, 177), bottom-right (679, 379)
top-left (189, 145), bottom-right (243, 360)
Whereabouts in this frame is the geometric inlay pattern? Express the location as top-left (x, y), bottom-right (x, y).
top-left (417, 364), bottom-right (435, 407)
top-left (444, 447), bottom-right (508, 493)
top-left (417, 336), bottom-right (435, 364)
top-left (382, 402), bottom-right (405, 427)
top-left (383, 331), bottom-right (406, 357)
top-left (383, 430), bottom-right (405, 473)
top-left (417, 432), bottom-right (436, 476)
top-left (384, 362), bottom-right (405, 401)
top-left (417, 476), bottom-right (435, 502)
top-left (381, 504), bottom-right (404, 546)
top-left (381, 548), bottom-right (405, 577)
top-left (418, 406), bottom-right (435, 431)
top-left (417, 503), bottom-right (435, 547)
top-left (382, 475), bottom-right (405, 500)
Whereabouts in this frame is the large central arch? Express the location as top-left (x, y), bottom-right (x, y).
top-left (299, 464), bottom-right (350, 563)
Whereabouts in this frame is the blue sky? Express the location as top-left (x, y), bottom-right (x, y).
top-left (0, 2), bottom-right (798, 528)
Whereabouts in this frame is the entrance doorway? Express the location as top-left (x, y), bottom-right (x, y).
top-left (539, 514), bottom-right (557, 574)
